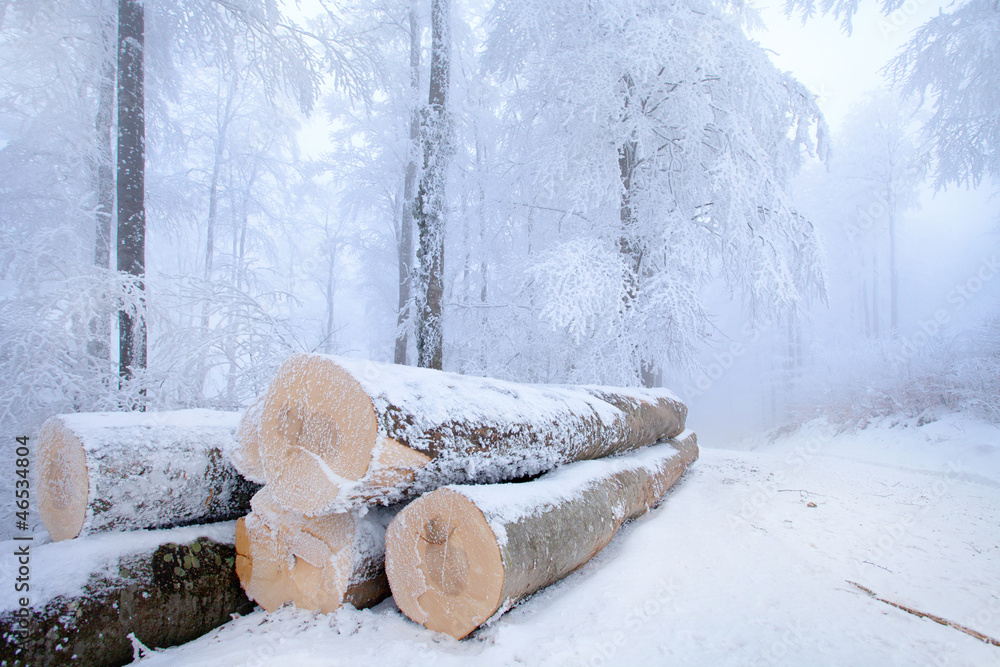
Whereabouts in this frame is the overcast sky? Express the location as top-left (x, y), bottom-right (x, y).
top-left (754, 0), bottom-right (949, 130)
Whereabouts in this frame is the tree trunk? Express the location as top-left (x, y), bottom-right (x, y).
top-left (257, 354), bottom-right (687, 515)
top-left (116, 0), bottom-right (146, 385)
top-left (88, 6), bottom-right (115, 367)
top-left (37, 410), bottom-right (259, 542)
top-left (234, 488), bottom-right (391, 613)
top-left (321, 212), bottom-right (339, 354)
top-left (618, 73), bottom-right (654, 385)
top-left (0, 525), bottom-right (253, 667)
top-left (232, 395), bottom-right (267, 484)
top-left (414, 0), bottom-right (451, 370)
top-left (888, 187), bottom-right (898, 335)
top-left (395, 7), bottom-right (421, 366)
top-left (385, 432), bottom-right (698, 639)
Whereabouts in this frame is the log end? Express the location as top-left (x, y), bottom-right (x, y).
top-left (363, 437), bottom-right (432, 490)
top-left (232, 396), bottom-right (267, 484)
top-left (258, 354), bottom-right (379, 515)
top-left (385, 488), bottom-right (504, 640)
top-left (235, 515), bottom-right (300, 612)
top-left (37, 417), bottom-right (89, 541)
top-left (237, 489), bottom-right (384, 614)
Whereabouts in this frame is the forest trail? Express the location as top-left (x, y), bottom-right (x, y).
top-left (138, 413), bottom-right (1000, 666)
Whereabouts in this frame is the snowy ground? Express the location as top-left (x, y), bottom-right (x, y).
top-left (137, 412), bottom-right (1000, 666)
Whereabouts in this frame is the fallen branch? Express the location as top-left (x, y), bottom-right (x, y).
top-left (846, 581), bottom-right (1000, 647)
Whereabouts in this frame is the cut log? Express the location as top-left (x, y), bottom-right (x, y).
top-left (258, 353), bottom-right (687, 514)
top-left (0, 523), bottom-right (253, 667)
top-left (37, 409), bottom-right (260, 541)
top-left (385, 432), bottom-right (698, 639)
top-left (232, 396), bottom-right (267, 484)
top-left (234, 487), bottom-right (391, 613)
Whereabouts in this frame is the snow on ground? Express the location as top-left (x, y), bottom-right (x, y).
top-left (138, 412), bottom-right (1000, 666)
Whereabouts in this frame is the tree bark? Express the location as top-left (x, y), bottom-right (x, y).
top-left (0, 526), bottom-right (253, 667)
top-left (117, 0), bottom-right (146, 385)
top-left (257, 354), bottom-right (687, 515)
top-left (395, 7), bottom-right (421, 366)
top-left (385, 432), bottom-right (698, 639)
top-left (414, 0), bottom-right (451, 370)
top-left (88, 5), bottom-right (115, 367)
top-left (234, 488), bottom-right (391, 613)
top-left (618, 73), bottom-right (655, 386)
top-left (37, 410), bottom-right (259, 541)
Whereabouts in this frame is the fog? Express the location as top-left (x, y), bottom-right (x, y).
top-left (1, 0), bottom-right (998, 446)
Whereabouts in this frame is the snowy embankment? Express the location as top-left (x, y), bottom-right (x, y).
top-left (137, 413), bottom-right (1000, 666)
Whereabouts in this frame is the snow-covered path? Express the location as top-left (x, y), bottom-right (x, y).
top-left (139, 415), bottom-right (1000, 666)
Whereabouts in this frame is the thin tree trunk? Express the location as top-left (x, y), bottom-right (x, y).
top-left (323, 212), bottom-right (337, 353)
top-left (116, 0), bottom-right (146, 386)
top-left (888, 187), bottom-right (898, 335)
top-left (861, 274), bottom-right (871, 338)
top-left (204, 75), bottom-right (237, 283)
top-left (395, 8), bottom-right (421, 366)
top-left (871, 247), bottom-right (880, 339)
top-left (414, 0), bottom-right (451, 370)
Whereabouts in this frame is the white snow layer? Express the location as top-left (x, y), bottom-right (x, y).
top-left (452, 437), bottom-right (686, 545)
top-left (132, 412), bottom-right (1000, 666)
top-left (0, 521), bottom-right (236, 612)
top-left (313, 355), bottom-right (687, 509)
top-left (61, 409), bottom-right (247, 535)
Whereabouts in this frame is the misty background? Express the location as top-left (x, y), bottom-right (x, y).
top-left (1, 0), bottom-right (998, 452)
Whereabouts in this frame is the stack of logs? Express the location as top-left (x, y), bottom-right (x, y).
top-left (2, 410), bottom-right (259, 666)
top-left (232, 354), bottom-right (697, 639)
top-left (3, 354), bottom-right (697, 665)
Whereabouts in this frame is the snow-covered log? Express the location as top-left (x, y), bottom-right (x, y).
top-left (232, 396), bottom-right (267, 484)
top-left (0, 523), bottom-right (252, 666)
top-left (384, 432), bottom-right (698, 639)
top-left (37, 409), bottom-right (260, 541)
top-left (258, 354), bottom-right (687, 514)
top-left (234, 488), bottom-right (391, 613)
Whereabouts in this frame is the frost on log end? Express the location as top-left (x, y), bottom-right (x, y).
top-left (37, 410), bottom-right (259, 541)
top-left (232, 396), bottom-right (267, 484)
top-left (235, 488), bottom-right (391, 613)
top-left (0, 527), bottom-right (253, 667)
top-left (258, 353), bottom-right (686, 514)
top-left (385, 432), bottom-right (698, 639)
